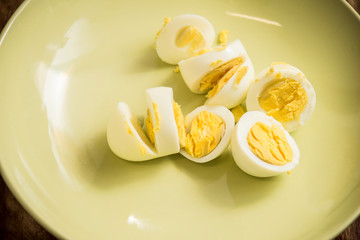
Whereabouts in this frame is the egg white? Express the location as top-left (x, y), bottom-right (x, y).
top-left (156, 14), bottom-right (215, 64)
top-left (145, 87), bottom-right (180, 156)
top-left (180, 105), bottom-right (235, 163)
top-left (246, 63), bottom-right (316, 132)
top-left (231, 111), bottom-right (300, 177)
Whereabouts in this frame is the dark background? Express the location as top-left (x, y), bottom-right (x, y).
top-left (0, 0), bottom-right (359, 239)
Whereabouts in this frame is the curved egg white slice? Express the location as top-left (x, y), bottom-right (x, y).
top-left (145, 87), bottom-right (180, 156)
top-left (246, 63), bottom-right (316, 132)
top-left (156, 14), bottom-right (215, 64)
top-left (107, 102), bottom-right (157, 161)
top-left (179, 39), bottom-right (247, 93)
top-left (180, 105), bottom-right (235, 163)
top-left (231, 111), bottom-right (300, 177)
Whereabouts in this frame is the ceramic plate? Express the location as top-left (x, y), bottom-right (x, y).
top-left (0, 0), bottom-right (359, 239)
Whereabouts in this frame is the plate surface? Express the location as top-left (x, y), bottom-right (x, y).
top-left (0, 0), bottom-right (360, 239)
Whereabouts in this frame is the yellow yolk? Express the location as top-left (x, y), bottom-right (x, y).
top-left (153, 102), bottom-right (160, 132)
top-left (173, 66), bottom-right (180, 73)
top-left (126, 121), bottom-right (133, 135)
top-left (266, 67), bottom-right (274, 77)
top-left (145, 110), bottom-right (155, 143)
top-left (200, 56), bottom-right (244, 94)
top-left (231, 105), bottom-right (245, 123)
top-left (247, 122), bottom-right (293, 165)
top-left (206, 63), bottom-right (241, 98)
top-left (213, 45), bottom-right (227, 52)
top-left (196, 48), bottom-right (211, 55)
top-left (184, 111), bottom-right (225, 158)
top-left (172, 101), bottom-right (187, 148)
top-left (218, 30), bottom-right (229, 44)
top-left (234, 66), bottom-right (249, 87)
top-left (258, 78), bottom-right (308, 122)
top-left (145, 102), bottom-right (161, 144)
top-left (211, 59), bottom-right (224, 67)
top-left (175, 26), bottom-right (205, 51)
top-left (274, 72), bottom-right (282, 79)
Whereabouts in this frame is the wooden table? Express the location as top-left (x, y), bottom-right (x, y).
top-left (0, 0), bottom-right (359, 239)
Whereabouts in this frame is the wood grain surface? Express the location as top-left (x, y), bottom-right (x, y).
top-left (0, 0), bottom-right (359, 239)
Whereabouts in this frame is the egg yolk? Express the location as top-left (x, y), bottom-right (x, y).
top-left (247, 122), bottom-right (293, 165)
top-left (175, 26), bottom-right (205, 51)
top-left (172, 101), bottom-right (187, 148)
top-left (231, 105), bottom-right (245, 123)
top-left (218, 30), bottom-right (229, 44)
top-left (234, 66), bottom-right (249, 88)
top-left (145, 110), bottom-right (155, 144)
top-left (200, 56), bottom-right (244, 97)
top-left (145, 103), bottom-right (161, 144)
top-left (184, 111), bottom-right (225, 158)
top-left (258, 78), bottom-right (307, 122)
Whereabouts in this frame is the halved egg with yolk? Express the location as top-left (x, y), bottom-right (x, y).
top-left (246, 63), bottom-right (316, 132)
top-left (180, 105), bottom-right (235, 163)
top-left (231, 111), bottom-right (300, 177)
top-left (155, 14), bottom-right (215, 64)
top-left (179, 40), bottom-right (255, 108)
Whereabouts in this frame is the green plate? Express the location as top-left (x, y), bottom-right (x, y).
top-left (0, 0), bottom-right (359, 239)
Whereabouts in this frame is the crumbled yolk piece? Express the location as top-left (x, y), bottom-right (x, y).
top-left (145, 103), bottom-right (161, 144)
top-left (196, 48), bottom-right (211, 55)
top-left (234, 66), bottom-right (249, 87)
top-left (200, 56), bottom-right (244, 94)
top-left (172, 101), bottom-right (187, 148)
top-left (184, 111), bottom-right (225, 158)
top-left (210, 59), bottom-right (224, 67)
top-left (155, 17), bottom-right (172, 40)
top-left (274, 72), bottom-right (282, 79)
top-left (259, 78), bottom-right (307, 123)
top-left (266, 67), bottom-right (274, 77)
top-left (218, 30), bottom-right (229, 44)
top-left (297, 72), bottom-right (305, 79)
top-left (231, 105), bottom-right (245, 123)
top-left (247, 122), bottom-right (293, 165)
top-left (173, 66), bottom-right (180, 73)
top-left (213, 45), bottom-right (227, 52)
top-left (153, 102), bottom-right (160, 132)
top-left (175, 26), bottom-right (205, 51)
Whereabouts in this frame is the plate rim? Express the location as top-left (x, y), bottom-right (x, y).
top-left (0, 0), bottom-right (359, 239)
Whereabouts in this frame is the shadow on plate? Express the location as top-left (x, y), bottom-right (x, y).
top-left (172, 149), bottom-right (286, 208)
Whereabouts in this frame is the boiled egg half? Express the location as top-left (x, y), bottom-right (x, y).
top-left (179, 39), bottom-right (255, 108)
top-left (246, 63), bottom-right (316, 132)
top-left (155, 14), bottom-right (215, 64)
top-left (231, 111), bottom-right (300, 177)
top-left (180, 105), bottom-right (235, 163)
